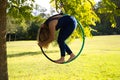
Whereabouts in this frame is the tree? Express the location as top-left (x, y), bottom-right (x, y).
top-left (90, 0), bottom-right (120, 35)
top-left (7, 15), bottom-right (18, 41)
top-left (7, 0), bottom-right (35, 34)
top-left (0, 0), bottom-right (8, 80)
top-left (0, 0), bottom-right (35, 80)
top-left (97, 0), bottom-right (120, 28)
top-left (27, 14), bottom-right (45, 40)
top-left (51, 0), bottom-right (100, 38)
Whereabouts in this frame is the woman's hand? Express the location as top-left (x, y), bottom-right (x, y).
top-left (38, 41), bottom-right (48, 48)
top-left (38, 41), bottom-right (43, 47)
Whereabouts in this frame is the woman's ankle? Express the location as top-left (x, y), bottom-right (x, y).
top-left (70, 53), bottom-right (75, 57)
top-left (67, 53), bottom-right (75, 61)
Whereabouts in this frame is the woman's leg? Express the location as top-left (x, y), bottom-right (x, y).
top-left (55, 16), bottom-right (77, 63)
top-left (56, 24), bottom-right (76, 63)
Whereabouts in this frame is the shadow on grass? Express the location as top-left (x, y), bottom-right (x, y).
top-left (7, 50), bottom-right (59, 58)
top-left (7, 52), bottom-right (40, 58)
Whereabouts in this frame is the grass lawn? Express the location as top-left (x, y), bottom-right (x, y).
top-left (7, 35), bottom-right (120, 80)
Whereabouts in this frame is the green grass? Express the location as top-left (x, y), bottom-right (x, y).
top-left (7, 35), bottom-right (120, 80)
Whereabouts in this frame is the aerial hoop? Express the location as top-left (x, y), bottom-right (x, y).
top-left (40, 19), bottom-right (85, 64)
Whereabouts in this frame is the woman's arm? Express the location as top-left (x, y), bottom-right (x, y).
top-left (45, 21), bottom-right (56, 42)
top-left (38, 21), bottom-right (56, 47)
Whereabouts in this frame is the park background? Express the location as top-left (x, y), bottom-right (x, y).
top-left (6, 0), bottom-right (120, 41)
top-left (0, 0), bottom-right (120, 80)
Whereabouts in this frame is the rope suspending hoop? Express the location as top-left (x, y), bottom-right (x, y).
top-left (55, 0), bottom-right (65, 14)
top-left (40, 19), bottom-right (85, 64)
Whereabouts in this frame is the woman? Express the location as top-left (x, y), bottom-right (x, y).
top-left (37, 13), bottom-right (77, 63)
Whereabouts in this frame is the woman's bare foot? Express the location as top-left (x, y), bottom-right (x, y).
top-left (55, 57), bottom-right (65, 63)
top-left (67, 53), bottom-right (75, 62)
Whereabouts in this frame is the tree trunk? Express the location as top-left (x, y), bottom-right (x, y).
top-left (0, 0), bottom-right (8, 80)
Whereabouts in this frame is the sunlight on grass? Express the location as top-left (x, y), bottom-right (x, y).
top-left (7, 35), bottom-right (120, 80)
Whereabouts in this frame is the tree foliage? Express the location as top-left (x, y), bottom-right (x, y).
top-left (91, 0), bottom-right (120, 35)
top-left (7, 0), bottom-right (34, 19)
top-left (7, 15), bottom-right (17, 33)
top-left (51, 0), bottom-right (100, 37)
top-left (7, 0), bottom-right (35, 29)
top-left (27, 14), bottom-right (45, 40)
top-left (97, 0), bottom-right (120, 28)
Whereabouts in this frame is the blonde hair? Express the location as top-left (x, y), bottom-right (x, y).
top-left (37, 24), bottom-right (50, 48)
